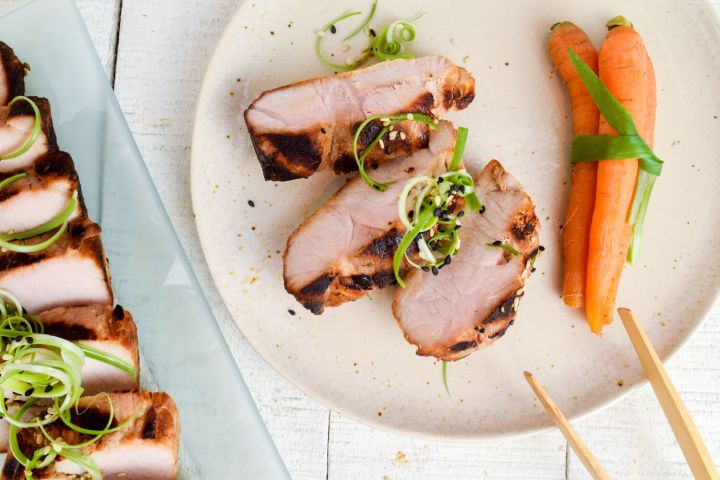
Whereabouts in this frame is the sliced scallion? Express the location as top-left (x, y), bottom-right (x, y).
top-left (0, 96), bottom-right (41, 161)
top-left (353, 113), bottom-right (438, 190)
top-left (568, 48), bottom-right (664, 263)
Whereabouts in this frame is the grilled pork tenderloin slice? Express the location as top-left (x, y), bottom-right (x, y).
top-left (245, 56), bottom-right (475, 180)
top-left (392, 160), bottom-right (540, 361)
top-left (0, 42), bottom-right (26, 106)
top-left (0, 96), bottom-right (58, 174)
top-left (1, 391), bottom-right (180, 480)
top-left (0, 304), bottom-right (139, 452)
top-left (38, 304), bottom-right (139, 393)
top-left (284, 121), bottom-right (456, 314)
top-left (0, 217), bottom-right (112, 313)
top-left (0, 151), bottom-right (85, 232)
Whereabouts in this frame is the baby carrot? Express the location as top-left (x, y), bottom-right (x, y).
top-left (585, 17), bottom-right (650, 332)
top-left (548, 22), bottom-right (599, 308)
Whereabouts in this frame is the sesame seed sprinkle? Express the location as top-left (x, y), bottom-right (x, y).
top-left (406, 113), bottom-right (414, 120)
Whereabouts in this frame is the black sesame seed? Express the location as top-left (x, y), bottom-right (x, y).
top-left (479, 327), bottom-right (485, 334)
top-left (369, 28), bottom-right (376, 36)
top-left (433, 208), bottom-right (442, 217)
top-left (531, 267), bottom-right (537, 273)
top-left (479, 205), bottom-right (486, 214)
top-left (454, 224), bottom-right (461, 230)
top-left (247, 200), bottom-right (255, 207)
top-left (539, 245), bottom-right (546, 251)
top-left (26, 337), bottom-right (33, 344)
top-left (14, 336), bottom-right (21, 342)
top-left (492, 240), bottom-right (502, 246)
top-left (431, 266), bottom-right (439, 275)
top-left (443, 256), bottom-right (452, 266)
top-left (509, 320), bottom-right (515, 326)
top-left (438, 228), bottom-right (446, 234)
top-left (288, 309), bottom-right (296, 316)
top-left (330, 24), bottom-right (337, 34)
top-left (24, 388), bottom-right (34, 396)
top-left (408, 210), bottom-right (414, 218)
top-left (421, 266), bottom-right (430, 272)
top-left (44, 385), bottom-right (53, 393)
top-left (457, 210), bottom-right (465, 217)
top-left (320, 127), bottom-right (327, 134)
top-left (437, 177), bottom-right (444, 183)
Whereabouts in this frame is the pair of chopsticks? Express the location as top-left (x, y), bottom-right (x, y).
top-left (525, 308), bottom-right (719, 480)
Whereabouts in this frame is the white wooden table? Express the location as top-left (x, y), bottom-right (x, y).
top-left (1, 1), bottom-right (718, 478)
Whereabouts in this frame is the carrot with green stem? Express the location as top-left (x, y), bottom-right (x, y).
top-left (548, 22), bottom-right (599, 308)
top-left (585, 16), bottom-right (651, 332)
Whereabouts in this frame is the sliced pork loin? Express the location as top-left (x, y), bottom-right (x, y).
top-left (0, 96), bottom-right (58, 174)
top-left (0, 217), bottom-right (112, 313)
top-left (2, 391), bottom-right (180, 480)
top-left (393, 160), bottom-right (540, 361)
top-left (38, 304), bottom-right (139, 393)
top-left (0, 42), bottom-right (26, 106)
top-left (0, 151), bottom-right (85, 232)
top-left (245, 56), bottom-right (475, 180)
top-left (284, 121), bottom-right (457, 314)
top-left (0, 304), bottom-right (139, 452)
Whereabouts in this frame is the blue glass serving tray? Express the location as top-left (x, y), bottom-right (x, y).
top-left (0, 0), bottom-right (289, 477)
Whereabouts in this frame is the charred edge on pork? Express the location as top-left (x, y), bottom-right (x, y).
top-left (0, 42), bottom-right (27, 102)
top-left (0, 151), bottom-right (86, 210)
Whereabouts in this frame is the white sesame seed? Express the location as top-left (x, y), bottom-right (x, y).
top-left (406, 113), bottom-right (414, 120)
top-left (517, 288), bottom-right (525, 296)
top-left (341, 44), bottom-right (350, 52)
top-left (433, 118), bottom-right (439, 124)
top-left (450, 37), bottom-right (458, 46)
top-left (400, 132), bottom-right (407, 140)
top-left (344, 57), bottom-right (354, 66)
top-left (463, 55), bottom-right (470, 64)
top-left (316, 31), bottom-right (326, 37)
top-left (379, 139), bottom-right (385, 149)
top-left (389, 125), bottom-right (395, 131)
top-left (434, 195), bottom-right (441, 206)
top-left (513, 297), bottom-right (520, 309)
top-left (389, 131), bottom-right (398, 141)
top-left (380, 117), bottom-right (390, 122)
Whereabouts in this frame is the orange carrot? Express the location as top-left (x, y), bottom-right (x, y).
top-left (548, 22), bottom-right (600, 308)
top-left (585, 18), bottom-right (651, 332)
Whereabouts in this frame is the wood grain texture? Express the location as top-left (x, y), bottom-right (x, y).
top-left (0, 0), bottom-right (718, 478)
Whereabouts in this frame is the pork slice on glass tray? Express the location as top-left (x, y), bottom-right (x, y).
top-left (0, 96), bottom-right (58, 173)
top-left (0, 217), bottom-right (112, 313)
top-left (0, 42), bottom-right (27, 106)
top-left (1, 392), bottom-right (180, 480)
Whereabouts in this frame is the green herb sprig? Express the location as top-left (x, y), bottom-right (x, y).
top-left (315, 0), bottom-right (421, 71)
top-left (392, 127), bottom-right (483, 286)
top-left (568, 48), bottom-right (663, 263)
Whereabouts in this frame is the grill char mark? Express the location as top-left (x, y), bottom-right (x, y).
top-left (0, 42), bottom-right (27, 103)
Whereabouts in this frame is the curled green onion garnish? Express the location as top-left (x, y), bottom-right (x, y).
top-left (315, 11), bottom-right (371, 71)
top-left (0, 291), bottom-right (137, 479)
top-left (0, 96), bottom-right (41, 161)
top-left (0, 172), bottom-right (27, 190)
top-left (486, 241), bottom-right (520, 256)
top-left (315, 1), bottom-right (421, 71)
top-left (353, 112), bottom-right (438, 190)
top-left (0, 191), bottom-right (78, 253)
top-left (370, 19), bottom-right (417, 61)
top-left (393, 127), bottom-right (483, 286)
top-left (441, 360), bottom-right (451, 396)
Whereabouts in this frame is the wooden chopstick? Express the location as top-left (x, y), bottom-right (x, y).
top-left (617, 308), bottom-right (720, 480)
top-left (524, 371), bottom-right (611, 480)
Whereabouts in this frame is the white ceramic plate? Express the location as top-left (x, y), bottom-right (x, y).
top-left (191, 0), bottom-right (720, 438)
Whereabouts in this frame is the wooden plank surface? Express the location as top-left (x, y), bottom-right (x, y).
top-left (0, 1), bottom-right (718, 478)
